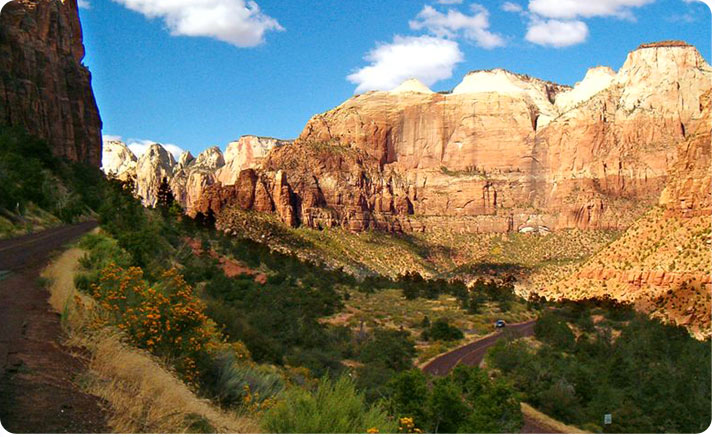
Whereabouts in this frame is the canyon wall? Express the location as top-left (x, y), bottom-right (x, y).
top-left (104, 42), bottom-right (711, 236)
top-left (535, 90), bottom-right (712, 338)
top-left (0, 0), bottom-right (102, 166)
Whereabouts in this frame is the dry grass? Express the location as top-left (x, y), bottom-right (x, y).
top-left (81, 334), bottom-right (259, 433)
top-left (521, 403), bottom-right (588, 434)
top-left (43, 247), bottom-right (84, 317)
top-left (42, 246), bottom-right (260, 434)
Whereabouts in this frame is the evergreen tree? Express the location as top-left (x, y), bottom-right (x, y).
top-left (156, 177), bottom-right (175, 214)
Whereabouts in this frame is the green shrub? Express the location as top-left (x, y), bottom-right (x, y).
top-left (388, 366), bottom-right (523, 434)
top-left (487, 304), bottom-right (712, 433)
top-left (207, 351), bottom-right (284, 410)
top-left (421, 318), bottom-right (464, 342)
top-left (359, 328), bottom-right (416, 372)
top-left (534, 312), bottom-right (575, 349)
top-left (262, 375), bottom-right (397, 433)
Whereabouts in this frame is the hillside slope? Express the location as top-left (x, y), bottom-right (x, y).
top-left (535, 91), bottom-right (712, 338)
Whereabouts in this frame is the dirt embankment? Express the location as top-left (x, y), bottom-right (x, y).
top-left (185, 237), bottom-right (267, 283)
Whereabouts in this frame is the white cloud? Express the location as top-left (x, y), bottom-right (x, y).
top-left (409, 5), bottom-right (505, 48)
top-left (103, 135), bottom-right (185, 160)
top-left (525, 18), bottom-right (588, 47)
top-left (112, 0), bottom-right (283, 47)
top-left (527, 0), bottom-right (655, 20)
top-left (347, 35), bottom-right (464, 94)
top-left (78, 0), bottom-right (91, 9)
top-left (501, 2), bottom-right (524, 13)
top-left (437, 0), bottom-right (464, 4)
top-left (520, 0), bottom-right (655, 47)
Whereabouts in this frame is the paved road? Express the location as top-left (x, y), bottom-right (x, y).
top-left (422, 320), bottom-right (536, 376)
top-left (0, 221), bottom-right (97, 271)
top-left (0, 221), bottom-right (108, 433)
top-left (421, 320), bottom-right (571, 434)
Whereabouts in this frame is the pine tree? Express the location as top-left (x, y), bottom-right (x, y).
top-left (155, 177), bottom-right (175, 213)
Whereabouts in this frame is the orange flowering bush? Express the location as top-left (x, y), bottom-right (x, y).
top-left (398, 417), bottom-right (422, 434)
top-left (92, 262), bottom-right (223, 382)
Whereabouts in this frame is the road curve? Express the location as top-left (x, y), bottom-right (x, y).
top-left (420, 320), bottom-right (575, 434)
top-left (422, 320), bottom-right (536, 376)
top-left (0, 220), bottom-right (97, 271)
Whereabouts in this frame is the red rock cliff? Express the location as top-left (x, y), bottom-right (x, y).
top-left (0, 0), bottom-right (102, 166)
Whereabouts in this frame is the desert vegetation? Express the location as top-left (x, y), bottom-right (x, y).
top-left (4, 126), bottom-right (711, 434)
top-left (487, 300), bottom-right (712, 433)
top-left (47, 161), bottom-right (527, 433)
top-left (0, 126), bottom-right (105, 236)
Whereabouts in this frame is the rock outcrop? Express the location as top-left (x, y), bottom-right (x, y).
top-left (536, 89), bottom-right (712, 338)
top-left (278, 41), bottom-right (709, 232)
top-left (135, 144), bottom-right (176, 207)
top-left (216, 136), bottom-right (290, 185)
top-left (104, 42), bottom-right (711, 238)
top-left (101, 139), bottom-right (137, 180)
top-left (0, 0), bottom-right (102, 166)
top-left (170, 147), bottom-right (224, 209)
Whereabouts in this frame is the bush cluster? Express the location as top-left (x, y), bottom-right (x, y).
top-left (387, 366), bottom-right (523, 433)
top-left (0, 125), bottom-right (104, 223)
top-left (487, 303), bottom-right (711, 433)
top-left (91, 263), bottom-right (222, 382)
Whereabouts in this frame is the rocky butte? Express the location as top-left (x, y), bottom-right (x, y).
top-left (106, 41), bottom-right (710, 235)
top-left (0, 0), bottom-right (102, 166)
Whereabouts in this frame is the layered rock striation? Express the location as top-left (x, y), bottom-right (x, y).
top-left (104, 42), bottom-right (712, 237)
top-left (0, 0), bottom-right (102, 166)
top-left (536, 90), bottom-right (712, 338)
top-left (280, 41), bottom-right (711, 232)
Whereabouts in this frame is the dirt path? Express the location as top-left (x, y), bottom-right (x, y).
top-left (0, 221), bottom-right (109, 433)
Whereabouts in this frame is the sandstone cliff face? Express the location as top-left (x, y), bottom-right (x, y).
top-left (263, 41), bottom-right (710, 233)
top-left (536, 90), bottom-right (712, 338)
top-left (538, 42), bottom-right (711, 230)
top-left (135, 144), bottom-right (175, 207)
top-left (105, 42), bottom-right (711, 238)
top-left (216, 136), bottom-right (290, 185)
top-left (659, 91), bottom-right (713, 217)
top-left (170, 147), bottom-right (224, 209)
top-left (101, 140), bottom-right (137, 180)
top-left (0, 0), bottom-right (102, 166)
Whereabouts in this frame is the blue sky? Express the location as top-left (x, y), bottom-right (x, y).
top-left (71, 0), bottom-right (713, 157)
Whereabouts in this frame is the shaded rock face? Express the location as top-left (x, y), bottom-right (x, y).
top-left (0, 0), bottom-right (102, 166)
